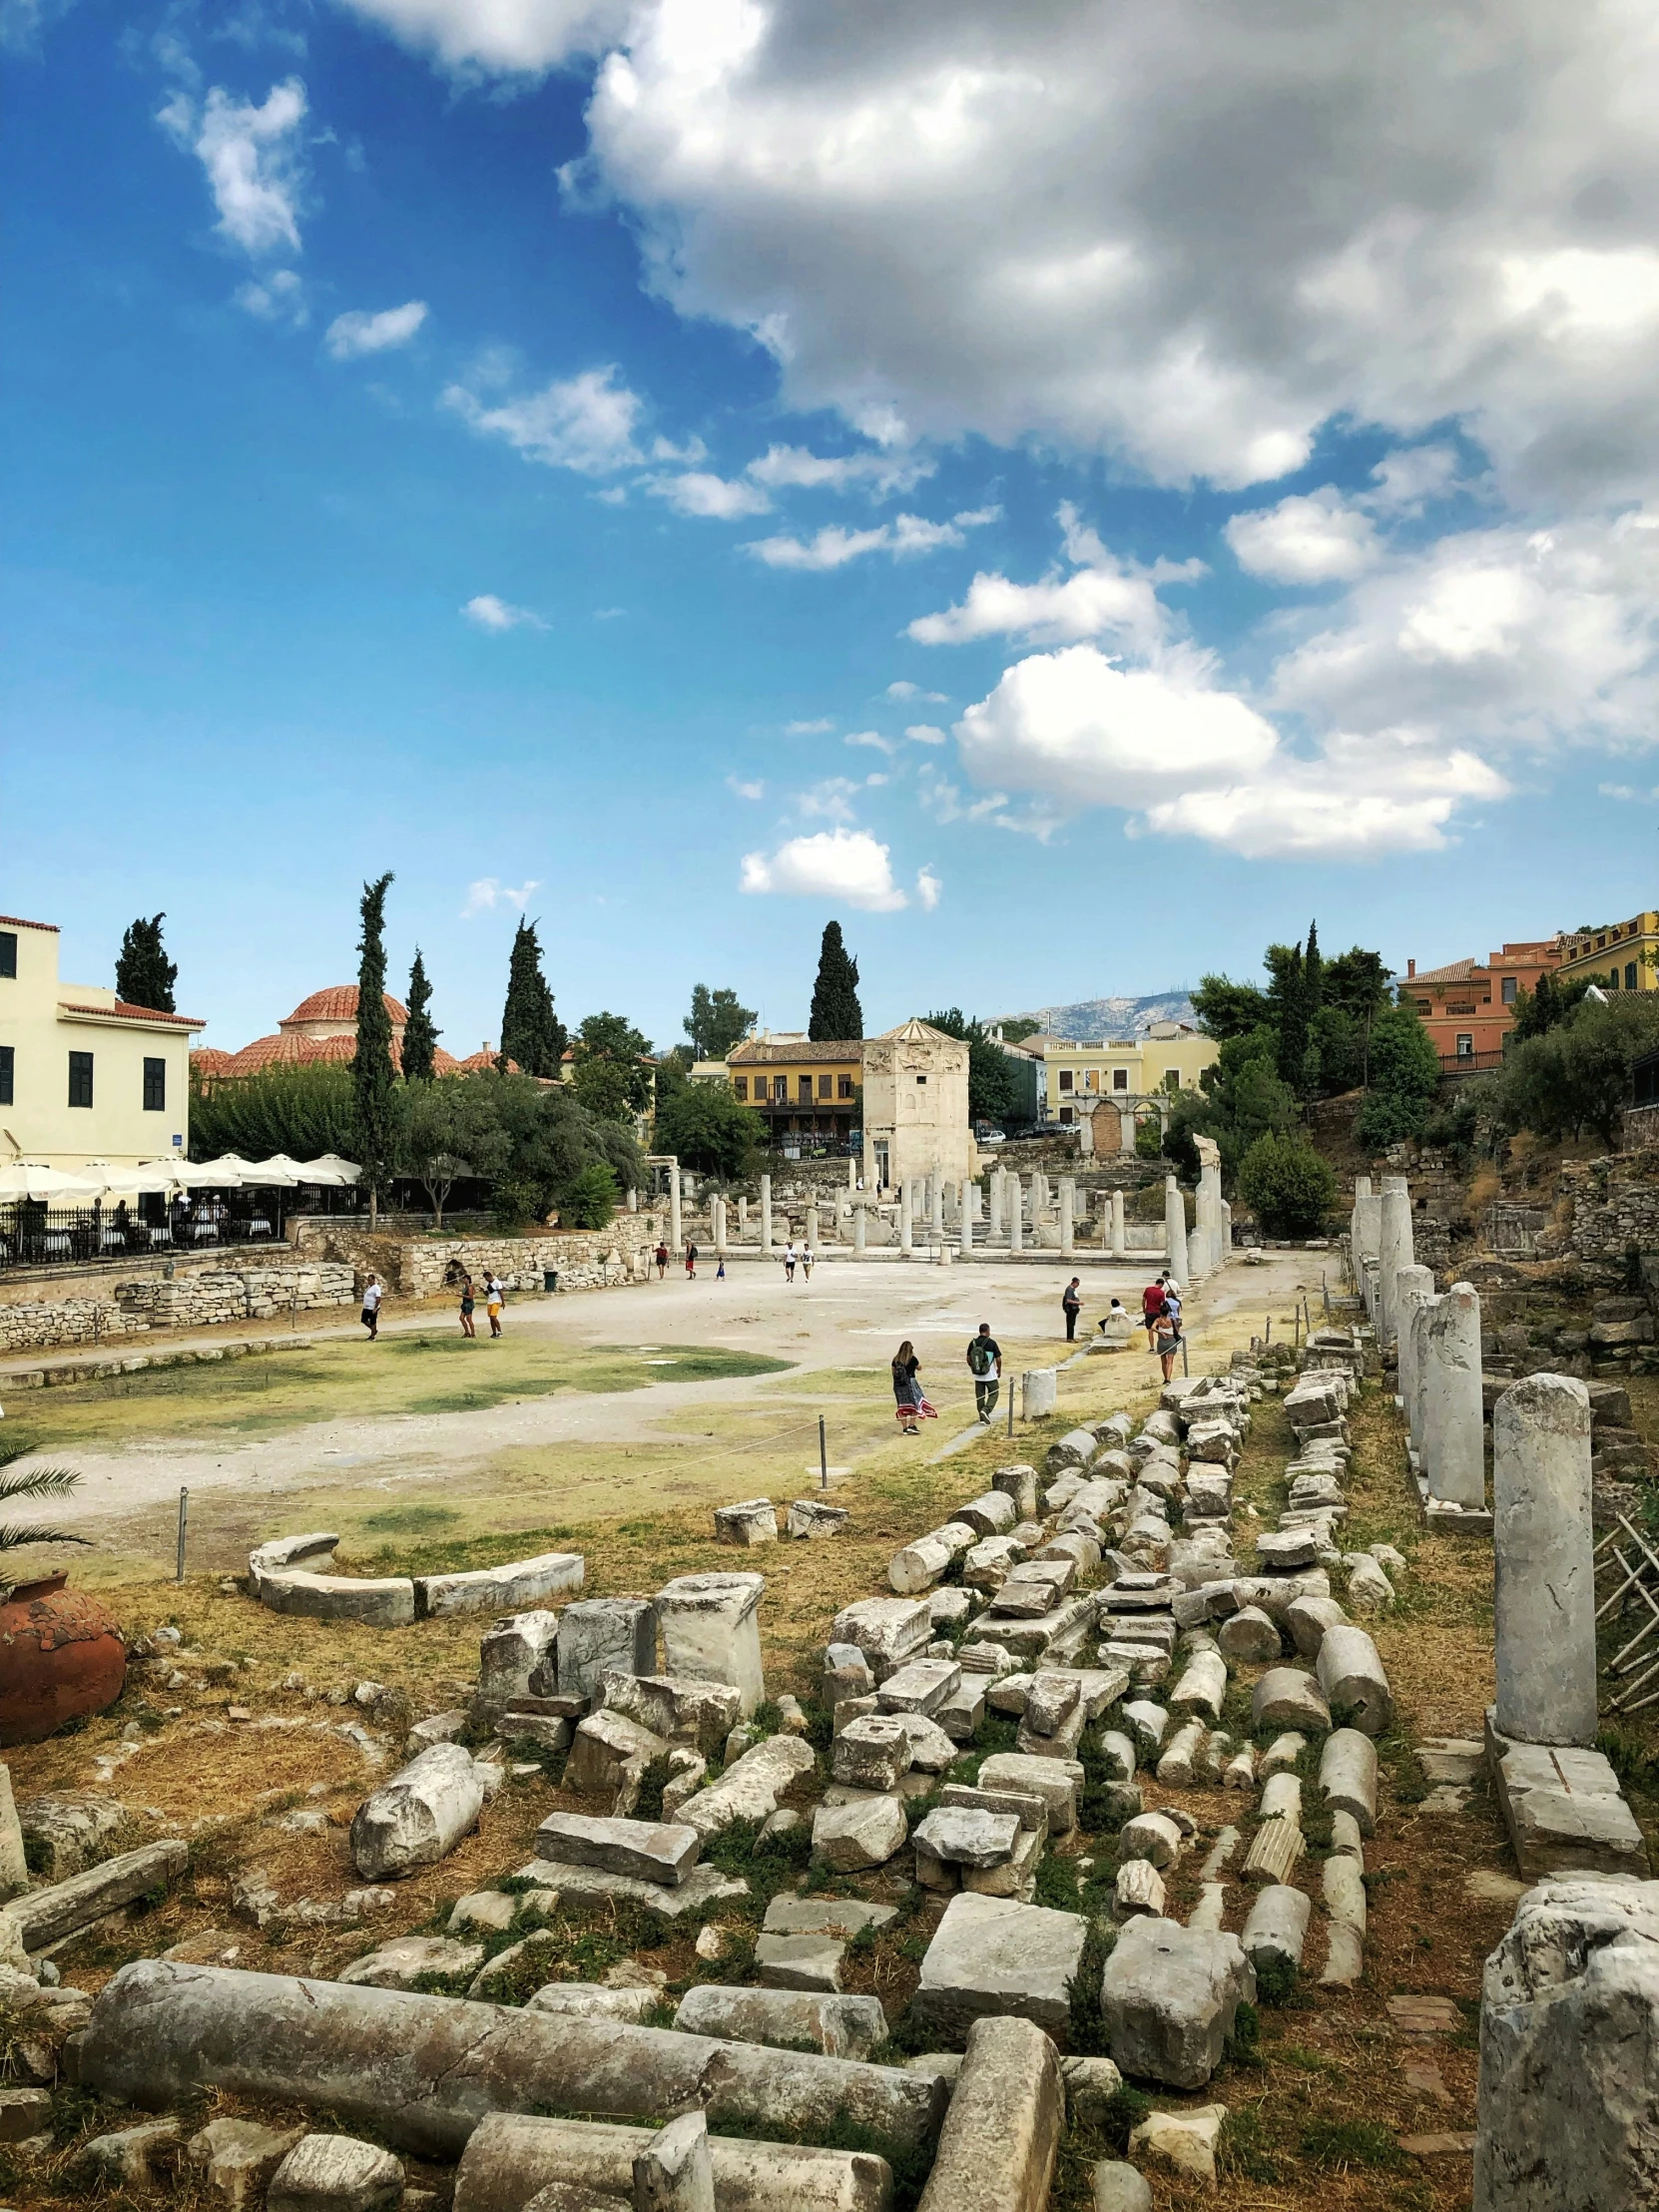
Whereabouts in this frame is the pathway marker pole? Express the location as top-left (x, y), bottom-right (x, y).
top-left (176, 1487), bottom-right (189, 1584)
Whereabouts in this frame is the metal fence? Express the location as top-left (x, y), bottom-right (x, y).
top-left (0, 1204), bottom-right (289, 1272)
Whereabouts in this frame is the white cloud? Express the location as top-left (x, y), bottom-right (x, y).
top-left (904, 724), bottom-right (947, 745)
top-left (915, 865), bottom-right (942, 910)
top-left (909, 504), bottom-right (1194, 649)
top-left (886, 681), bottom-right (918, 699)
top-left (887, 680), bottom-right (948, 703)
top-left (740, 827), bottom-right (908, 909)
top-left (1368, 444), bottom-right (1463, 515)
top-left (749, 508), bottom-right (995, 571)
top-left (727, 775), bottom-right (766, 799)
top-left (799, 778), bottom-right (864, 823)
top-left (462, 593), bottom-right (544, 631)
top-left (338, 0), bottom-right (627, 73)
top-left (235, 268), bottom-right (305, 325)
top-left (747, 443), bottom-right (934, 499)
top-left (325, 299), bottom-right (428, 359)
top-left (461, 875), bottom-right (540, 916)
top-left (785, 718), bottom-right (835, 735)
top-left (444, 364), bottom-right (644, 474)
top-left (646, 469), bottom-right (772, 519)
top-left (843, 731), bottom-right (894, 753)
top-left (1225, 487), bottom-right (1381, 584)
top-left (160, 78), bottom-right (307, 259)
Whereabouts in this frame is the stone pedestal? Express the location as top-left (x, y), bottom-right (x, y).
top-left (1394, 1264), bottom-right (1435, 1440)
top-left (1377, 1180), bottom-right (1412, 1349)
top-left (655, 1573), bottom-right (767, 1718)
top-left (1419, 1283), bottom-right (1484, 1507)
top-left (1022, 1370), bottom-right (1057, 1419)
top-left (1493, 1375), bottom-right (1596, 1747)
top-left (712, 1197), bottom-right (728, 1256)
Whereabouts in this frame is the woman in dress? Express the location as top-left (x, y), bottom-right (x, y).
top-left (891, 1339), bottom-right (923, 1435)
top-left (458, 1275), bottom-right (476, 1339)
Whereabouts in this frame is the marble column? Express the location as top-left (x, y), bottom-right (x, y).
top-left (713, 1196), bottom-right (728, 1255)
top-left (959, 1187), bottom-right (974, 1259)
top-left (1493, 1374), bottom-right (1597, 1746)
top-left (851, 1200), bottom-right (867, 1255)
top-left (1058, 1179), bottom-right (1074, 1258)
top-left (760, 1173), bottom-right (774, 1256)
top-left (1164, 1177), bottom-right (1187, 1275)
top-left (1394, 1263), bottom-right (1435, 1437)
top-left (1419, 1283), bottom-right (1485, 1508)
top-left (899, 1180), bottom-right (913, 1255)
top-left (1354, 1175), bottom-right (1382, 1272)
top-left (669, 1168), bottom-right (683, 1256)
top-left (1008, 1178), bottom-right (1023, 1254)
top-left (738, 1196), bottom-right (749, 1239)
top-left (989, 1167), bottom-right (1005, 1240)
top-left (931, 1177), bottom-right (945, 1247)
top-left (1110, 1188), bottom-right (1127, 1259)
top-left (1377, 1177), bottom-right (1412, 1350)
top-left (805, 1201), bottom-right (820, 1251)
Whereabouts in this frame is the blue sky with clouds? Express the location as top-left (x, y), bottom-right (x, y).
top-left (7, 0), bottom-right (1659, 1056)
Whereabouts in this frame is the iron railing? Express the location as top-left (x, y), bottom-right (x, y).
top-left (0, 1204), bottom-right (289, 1272)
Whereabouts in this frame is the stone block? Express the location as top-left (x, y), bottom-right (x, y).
top-left (1169, 1649), bottom-right (1228, 1720)
top-left (564, 1711), bottom-right (669, 1799)
top-left (762, 1896), bottom-right (898, 1938)
top-left (532, 1812), bottom-right (700, 1888)
top-left (1241, 1885), bottom-right (1310, 1974)
top-left (476, 1610), bottom-right (562, 1716)
top-left (786, 1498), bottom-right (848, 1540)
top-left (977, 1752), bottom-right (1082, 1833)
top-left (1251, 1668), bottom-right (1331, 1732)
top-left (554, 1600), bottom-right (658, 1703)
top-left (755, 1932), bottom-right (843, 1991)
top-left (76, 2117), bottom-right (184, 2189)
top-left (634, 2108), bottom-right (715, 2212)
top-left (1316, 1627), bottom-right (1392, 1738)
top-left (912, 1808), bottom-right (1019, 1875)
top-left (911, 1893), bottom-right (1088, 2046)
top-left (1091, 2162), bottom-right (1152, 2212)
top-left (913, 2014), bottom-right (1064, 2212)
top-left (829, 1596), bottom-right (933, 1682)
top-left (416, 1551), bottom-right (585, 1620)
top-left (714, 1498), bottom-right (778, 1546)
top-left (338, 1936), bottom-right (484, 1989)
top-left (992, 1464), bottom-right (1041, 1520)
top-left (1120, 1812), bottom-right (1186, 1869)
top-left (1319, 1730), bottom-right (1379, 1836)
top-left (936, 1678), bottom-right (988, 1744)
top-left (13, 1790), bottom-right (126, 1885)
top-left (674, 1734), bottom-right (816, 1839)
top-left (1128, 2104), bottom-right (1227, 2185)
top-left (598, 1672), bottom-right (743, 1759)
top-left (1286, 1593), bottom-right (1347, 1657)
top-left (877, 1659), bottom-right (961, 1716)
top-left (889, 1534), bottom-right (955, 1594)
top-left (811, 1795), bottom-right (907, 1873)
top-left (831, 1716), bottom-right (914, 1792)
top-left (1492, 1738), bottom-right (1648, 1880)
top-left (267, 2134), bottom-right (404, 2212)
top-left (258, 1570), bottom-right (416, 1628)
top-left (1101, 1917), bottom-right (1255, 2089)
top-left (1115, 1858), bottom-right (1166, 1919)
top-left (656, 1573), bottom-right (767, 1715)
top-left (674, 1983), bottom-right (888, 2061)
top-left (187, 2118), bottom-right (305, 2210)
top-left (524, 1982), bottom-right (663, 2023)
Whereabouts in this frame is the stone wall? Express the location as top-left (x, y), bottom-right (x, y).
top-left (0, 1262), bottom-right (358, 1355)
top-left (307, 1212), bottom-right (666, 1299)
top-left (1557, 1156), bottom-right (1659, 1285)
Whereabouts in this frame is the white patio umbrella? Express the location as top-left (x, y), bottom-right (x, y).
top-left (298, 1154), bottom-right (361, 1186)
top-left (79, 1160), bottom-right (186, 1196)
top-left (0, 1162), bottom-right (105, 1201)
top-left (238, 1155), bottom-right (305, 1187)
top-left (181, 1155), bottom-right (251, 1187)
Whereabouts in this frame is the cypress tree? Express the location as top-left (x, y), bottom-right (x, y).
top-left (499, 918), bottom-right (565, 1076)
top-left (1303, 919), bottom-right (1323, 1018)
top-left (1276, 938), bottom-right (1308, 1091)
top-left (402, 947), bottom-right (439, 1083)
top-left (115, 913), bottom-right (177, 1012)
top-left (809, 920), bottom-right (863, 1040)
top-left (352, 873), bottom-right (396, 1223)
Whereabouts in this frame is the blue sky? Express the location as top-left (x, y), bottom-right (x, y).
top-left (7, 0), bottom-right (1659, 1057)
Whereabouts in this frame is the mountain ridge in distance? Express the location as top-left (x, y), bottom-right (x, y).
top-left (996, 990), bottom-right (1198, 1041)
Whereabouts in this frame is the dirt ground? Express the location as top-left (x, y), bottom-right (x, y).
top-left (0, 1246), bottom-right (1592, 2212)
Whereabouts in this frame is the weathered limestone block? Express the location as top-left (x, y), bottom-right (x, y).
top-left (477, 1611), bottom-right (562, 1716)
top-left (1492, 1739), bottom-right (1648, 1879)
top-left (1128, 2104), bottom-right (1227, 2185)
top-left (977, 1753), bottom-right (1082, 1834)
top-left (349, 1747), bottom-right (493, 1880)
top-left (1343, 1552), bottom-right (1394, 1613)
top-left (674, 1985), bottom-right (887, 2061)
top-left (714, 1498), bottom-right (778, 1547)
top-left (913, 2015), bottom-right (1063, 2212)
top-left (1120, 1813), bottom-right (1187, 1870)
top-left (1473, 1874), bottom-right (1659, 2212)
top-left (1217, 1606), bottom-right (1280, 1664)
top-left (12, 1791), bottom-right (126, 1885)
top-left (1115, 1859), bottom-right (1166, 1919)
top-left (634, 2107), bottom-right (716, 2212)
top-left (811, 1795), bottom-right (907, 1873)
top-left (830, 1597), bottom-right (933, 1683)
top-left (76, 2117), bottom-right (184, 2190)
top-left (888, 1535), bottom-right (956, 1594)
top-left (454, 2111), bottom-right (897, 2212)
top-left (1286, 1594), bottom-right (1347, 1658)
top-left (1319, 1730), bottom-right (1379, 1836)
top-left (1169, 1649), bottom-right (1228, 1720)
top-left (565, 1711), bottom-right (669, 1799)
top-left (1316, 1627), bottom-right (1392, 1739)
top-left (656, 1573), bottom-right (766, 1716)
top-left (1251, 1668), bottom-right (1331, 1732)
top-left (524, 1983), bottom-right (661, 2024)
top-left (249, 1532), bottom-right (338, 1590)
top-left (187, 2117), bottom-right (305, 2210)
top-left (787, 1498), bottom-right (849, 1540)
top-left (1493, 1374), bottom-right (1597, 1747)
top-left (267, 2134), bottom-right (405, 2212)
top-left (1155, 1721), bottom-right (1207, 1789)
top-left (417, 1552), bottom-right (585, 1620)
top-left (676, 1735), bottom-right (816, 1839)
top-left (911, 1893), bottom-right (1088, 2046)
top-left (553, 1600), bottom-right (657, 1703)
top-left (338, 1936), bottom-right (486, 1989)
top-left (532, 1812), bottom-right (699, 1888)
top-left (1101, 1917), bottom-right (1256, 2089)
top-left (258, 1570), bottom-right (416, 1628)
top-left (597, 1673), bottom-right (742, 1759)
top-left (1091, 2161), bottom-right (1152, 2212)
top-left (992, 1464), bottom-right (1041, 1520)
top-left (1046, 1428), bottom-right (1099, 1475)
top-left (8, 1838), bottom-right (188, 1951)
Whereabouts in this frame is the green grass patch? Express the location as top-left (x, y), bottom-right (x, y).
top-left (1300, 2116), bottom-right (1409, 2172)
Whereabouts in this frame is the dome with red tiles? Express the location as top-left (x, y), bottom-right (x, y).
top-left (281, 985), bottom-right (408, 1029)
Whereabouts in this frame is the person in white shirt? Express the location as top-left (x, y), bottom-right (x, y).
top-left (800, 1243), bottom-right (815, 1281)
top-left (783, 1241), bottom-right (798, 1284)
top-left (360, 1276), bottom-right (383, 1341)
top-left (486, 1275), bottom-right (506, 1337)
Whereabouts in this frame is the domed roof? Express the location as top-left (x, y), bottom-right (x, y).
top-left (282, 984), bottom-right (409, 1026)
top-left (221, 1031), bottom-right (464, 1078)
top-left (190, 1046), bottom-right (235, 1073)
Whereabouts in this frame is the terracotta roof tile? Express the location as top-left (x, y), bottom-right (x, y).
top-left (728, 1039), bottom-right (862, 1065)
top-left (281, 984), bottom-right (409, 1025)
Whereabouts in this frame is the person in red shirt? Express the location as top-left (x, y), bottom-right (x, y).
top-left (1142, 1276), bottom-right (1168, 1349)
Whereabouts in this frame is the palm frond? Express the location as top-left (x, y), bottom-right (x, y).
top-left (0, 1465), bottom-right (83, 1507)
top-left (0, 1525), bottom-right (91, 1553)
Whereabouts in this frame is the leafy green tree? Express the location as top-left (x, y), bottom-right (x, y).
top-left (190, 1061), bottom-right (359, 1160)
top-left (653, 1068), bottom-right (765, 1178)
top-left (809, 921), bottom-right (862, 1040)
top-left (1323, 947), bottom-right (1393, 1026)
top-left (352, 873), bottom-right (397, 1222)
top-left (401, 1072), bottom-right (511, 1227)
top-left (1510, 969), bottom-right (1596, 1041)
top-left (997, 1016), bottom-right (1042, 1044)
top-left (1356, 1003), bottom-right (1442, 1147)
top-left (1191, 973), bottom-right (1271, 1041)
top-left (115, 913), bottom-right (177, 1012)
top-left (1498, 994), bottom-right (1659, 1147)
top-left (500, 918), bottom-right (565, 1076)
top-left (0, 1444), bottom-right (86, 1556)
top-left (561, 1162), bottom-right (620, 1230)
top-left (683, 985), bottom-right (757, 1061)
top-left (1238, 1131), bottom-right (1338, 1236)
top-left (1164, 1029), bottom-right (1297, 1177)
top-left (923, 1008), bottom-right (1022, 1125)
top-left (570, 1011), bottom-right (654, 1122)
top-left (401, 948), bottom-right (439, 1083)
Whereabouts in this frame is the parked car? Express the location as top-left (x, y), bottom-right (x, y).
top-left (974, 1124), bottom-right (1006, 1145)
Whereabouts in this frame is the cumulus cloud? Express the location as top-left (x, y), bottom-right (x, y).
top-left (160, 78), bottom-right (307, 258)
top-left (462, 875), bottom-right (540, 915)
top-left (747, 442), bottom-right (934, 498)
top-left (750, 508), bottom-right (995, 570)
top-left (339, 0), bottom-right (627, 73)
top-left (727, 775), bottom-right (766, 799)
top-left (462, 594), bottom-right (544, 631)
top-left (444, 364), bottom-right (644, 474)
top-left (915, 865), bottom-right (942, 909)
top-left (904, 724), bottom-right (947, 744)
top-left (740, 827), bottom-right (908, 909)
top-left (646, 469), bottom-right (772, 518)
top-left (325, 299), bottom-right (428, 358)
top-left (1225, 487), bottom-right (1381, 584)
top-left (843, 731), bottom-right (894, 752)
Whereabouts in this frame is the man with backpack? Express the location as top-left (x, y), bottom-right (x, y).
top-left (1061, 1277), bottom-right (1083, 1341)
top-left (966, 1322), bottom-right (1002, 1422)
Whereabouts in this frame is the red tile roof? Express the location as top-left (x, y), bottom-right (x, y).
top-left (219, 1031), bottom-right (460, 1077)
top-left (1407, 958), bottom-right (1479, 988)
top-left (60, 999), bottom-right (204, 1027)
top-left (0, 914), bottom-right (58, 933)
top-left (282, 985), bottom-right (409, 1025)
top-left (728, 1038), bottom-right (862, 1065)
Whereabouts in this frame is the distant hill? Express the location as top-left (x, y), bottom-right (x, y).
top-left (997, 991), bottom-right (1198, 1041)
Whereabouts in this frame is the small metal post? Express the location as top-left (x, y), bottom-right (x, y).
top-left (819, 1414), bottom-right (829, 1492)
top-left (1181, 1335), bottom-right (1189, 1378)
top-left (1265, 1314), bottom-right (1271, 1344)
top-left (175, 1486), bottom-right (189, 1583)
top-left (1007, 1382), bottom-right (1014, 1439)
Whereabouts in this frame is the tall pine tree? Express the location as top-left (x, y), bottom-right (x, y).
top-left (499, 918), bottom-right (565, 1075)
top-left (1275, 938), bottom-right (1308, 1091)
top-left (115, 913), bottom-right (177, 1012)
top-left (809, 920), bottom-right (862, 1040)
top-left (402, 948), bottom-right (439, 1082)
top-left (352, 873), bottom-right (397, 1223)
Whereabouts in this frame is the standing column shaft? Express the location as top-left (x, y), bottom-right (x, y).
top-left (1420, 1283), bottom-right (1485, 1507)
top-left (1008, 1178), bottom-right (1023, 1254)
top-left (931, 1177), bottom-right (945, 1247)
top-left (1394, 1264), bottom-right (1435, 1435)
top-left (1110, 1189), bottom-right (1126, 1259)
top-left (760, 1174), bottom-right (774, 1256)
top-left (1377, 1180), bottom-right (1413, 1349)
top-left (899, 1181), bottom-right (913, 1255)
top-left (713, 1197), bottom-right (727, 1256)
top-left (1493, 1374), bottom-right (1597, 1745)
top-left (1164, 1177), bottom-right (1186, 1272)
top-left (989, 1168), bottom-right (1005, 1239)
top-left (959, 1184), bottom-right (973, 1258)
top-left (805, 1201), bottom-right (819, 1251)
top-left (669, 1171), bottom-right (683, 1257)
top-left (851, 1201), bottom-right (866, 1256)
top-left (1059, 1180), bottom-right (1074, 1258)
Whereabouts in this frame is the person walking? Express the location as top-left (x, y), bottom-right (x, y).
top-left (360, 1275), bottom-right (383, 1342)
top-left (891, 1339), bottom-right (923, 1435)
top-left (655, 1241), bottom-right (669, 1280)
top-left (1062, 1277), bottom-right (1083, 1341)
top-left (685, 1240), bottom-right (699, 1279)
top-left (458, 1275), bottom-right (476, 1339)
top-left (800, 1242), bottom-right (814, 1281)
top-left (716, 1255), bottom-right (727, 1281)
top-left (485, 1274), bottom-right (506, 1337)
top-left (966, 1321), bottom-right (1002, 1422)
top-left (1142, 1275), bottom-right (1168, 1350)
top-left (784, 1240), bottom-right (798, 1284)
top-left (1155, 1296), bottom-right (1184, 1382)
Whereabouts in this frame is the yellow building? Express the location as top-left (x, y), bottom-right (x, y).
top-left (726, 1033), bottom-right (861, 1142)
top-left (1557, 911), bottom-right (1659, 995)
top-left (0, 913), bottom-right (203, 1170)
top-left (1041, 1022), bottom-right (1218, 1153)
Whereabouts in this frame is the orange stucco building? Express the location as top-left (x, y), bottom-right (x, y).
top-left (1401, 938), bottom-right (1563, 1069)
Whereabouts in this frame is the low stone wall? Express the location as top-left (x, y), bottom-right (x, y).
top-left (1558, 1156), bottom-right (1659, 1280)
top-left (0, 1263), bottom-right (357, 1357)
top-left (306, 1213), bottom-right (666, 1300)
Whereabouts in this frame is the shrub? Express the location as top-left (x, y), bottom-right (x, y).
top-left (1356, 1003), bottom-right (1441, 1147)
top-left (1237, 1131), bottom-right (1337, 1236)
top-left (560, 1162), bottom-right (620, 1230)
